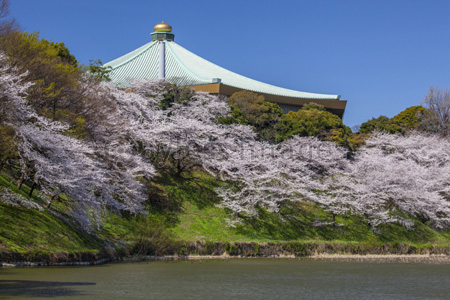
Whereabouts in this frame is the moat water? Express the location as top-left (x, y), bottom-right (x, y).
top-left (1, 258), bottom-right (450, 299)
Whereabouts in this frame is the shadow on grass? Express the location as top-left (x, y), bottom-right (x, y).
top-left (182, 175), bottom-right (222, 210)
top-left (376, 221), bottom-right (443, 244)
top-left (0, 280), bottom-right (96, 298)
top-left (234, 202), bottom-right (375, 242)
top-left (236, 201), bottom-right (447, 244)
top-left (148, 171), bottom-right (222, 213)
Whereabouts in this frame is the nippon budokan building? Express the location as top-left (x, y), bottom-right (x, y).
top-left (105, 22), bottom-right (347, 118)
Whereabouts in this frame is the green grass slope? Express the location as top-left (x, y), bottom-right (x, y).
top-left (1, 170), bottom-right (450, 260)
top-left (151, 171), bottom-right (450, 246)
top-left (0, 174), bottom-right (101, 256)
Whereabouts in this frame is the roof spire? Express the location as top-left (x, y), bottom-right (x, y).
top-left (154, 21), bottom-right (172, 33)
top-left (151, 21), bottom-right (175, 41)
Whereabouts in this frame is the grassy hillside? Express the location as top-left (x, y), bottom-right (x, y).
top-left (0, 174), bottom-right (100, 256)
top-left (2, 170), bottom-right (450, 260)
top-left (162, 172), bottom-right (450, 246)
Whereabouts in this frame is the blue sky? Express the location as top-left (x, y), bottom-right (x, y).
top-left (10, 0), bottom-right (450, 127)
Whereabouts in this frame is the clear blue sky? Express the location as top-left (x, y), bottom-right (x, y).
top-left (10, 0), bottom-right (450, 127)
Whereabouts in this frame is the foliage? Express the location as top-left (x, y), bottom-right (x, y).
top-left (301, 102), bottom-right (326, 111)
top-left (222, 91), bottom-right (350, 145)
top-left (286, 105), bottom-right (345, 137)
top-left (392, 105), bottom-right (425, 129)
top-left (159, 82), bottom-right (194, 110)
top-left (51, 41), bottom-right (78, 66)
top-left (227, 90), bottom-right (266, 121)
top-left (0, 31), bottom-right (82, 121)
top-left (221, 90), bottom-right (288, 142)
top-left (326, 128), bottom-right (366, 152)
top-left (285, 103), bottom-right (361, 150)
top-left (359, 106), bottom-right (425, 135)
top-left (130, 216), bottom-right (173, 256)
top-left (0, 124), bottom-right (16, 169)
top-left (88, 59), bottom-right (111, 81)
top-left (359, 115), bottom-right (400, 134)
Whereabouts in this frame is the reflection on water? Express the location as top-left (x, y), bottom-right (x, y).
top-left (0, 280), bottom-right (95, 298)
top-left (1, 259), bottom-right (450, 300)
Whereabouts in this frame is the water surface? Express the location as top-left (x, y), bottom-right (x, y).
top-left (1, 258), bottom-right (449, 299)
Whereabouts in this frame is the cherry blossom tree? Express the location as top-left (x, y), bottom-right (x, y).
top-left (0, 53), bottom-right (155, 229)
top-left (325, 132), bottom-right (450, 229)
top-left (202, 135), bottom-right (348, 218)
top-left (116, 81), bottom-right (450, 231)
top-left (109, 80), bottom-right (256, 176)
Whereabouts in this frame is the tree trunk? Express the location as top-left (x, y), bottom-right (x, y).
top-left (16, 173), bottom-right (25, 190)
top-left (176, 161), bottom-right (183, 177)
top-left (29, 182), bottom-right (36, 197)
top-left (52, 99), bottom-right (57, 119)
top-left (47, 194), bottom-right (59, 209)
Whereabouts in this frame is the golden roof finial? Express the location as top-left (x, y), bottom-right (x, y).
top-left (154, 21), bottom-right (172, 33)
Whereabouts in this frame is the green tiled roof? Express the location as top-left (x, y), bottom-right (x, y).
top-left (104, 41), bottom-right (340, 100)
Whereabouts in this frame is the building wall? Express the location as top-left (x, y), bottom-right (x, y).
top-left (278, 104), bottom-right (303, 114)
top-left (188, 83), bottom-right (347, 118)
